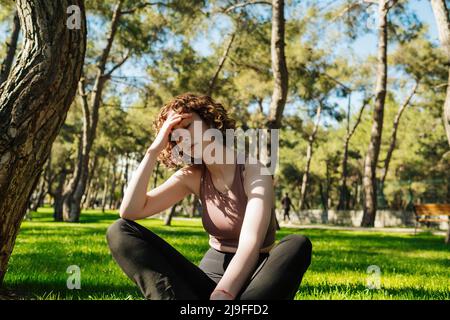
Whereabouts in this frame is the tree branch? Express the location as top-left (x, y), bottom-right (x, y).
top-left (78, 76), bottom-right (91, 132)
top-left (120, 1), bottom-right (167, 15)
top-left (330, 2), bottom-right (362, 23)
top-left (208, 32), bottom-right (237, 96)
top-left (386, 0), bottom-right (399, 11)
top-left (104, 51), bottom-right (130, 78)
top-left (348, 96), bottom-right (372, 140)
top-left (228, 56), bottom-right (268, 74)
top-left (223, 0), bottom-right (272, 14)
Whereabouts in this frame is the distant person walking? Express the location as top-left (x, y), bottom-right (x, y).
top-left (281, 193), bottom-right (292, 223)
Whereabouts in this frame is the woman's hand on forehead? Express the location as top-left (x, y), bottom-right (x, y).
top-left (169, 111), bottom-right (193, 129)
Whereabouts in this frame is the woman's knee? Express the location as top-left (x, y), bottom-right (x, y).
top-left (281, 234), bottom-right (313, 262)
top-left (106, 218), bottom-right (133, 251)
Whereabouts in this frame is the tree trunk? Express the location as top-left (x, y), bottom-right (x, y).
top-left (63, 0), bottom-right (125, 221)
top-left (81, 153), bottom-right (98, 209)
top-left (325, 160), bottom-right (331, 214)
top-left (298, 102), bottom-right (323, 211)
top-left (0, 0), bottom-right (86, 285)
top-left (338, 97), bottom-right (368, 210)
top-left (101, 162), bottom-right (111, 213)
top-left (63, 132), bottom-right (84, 221)
top-left (90, 177), bottom-right (101, 209)
top-left (44, 148), bottom-right (54, 206)
top-left (263, 0), bottom-right (289, 219)
top-left (362, 0), bottom-right (390, 227)
top-left (0, 11), bottom-right (20, 86)
top-left (267, 0), bottom-right (289, 130)
top-left (120, 153), bottom-right (129, 204)
top-left (190, 195), bottom-right (199, 218)
top-left (353, 181), bottom-right (360, 209)
top-left (82, 176), bottom-right (94, 210)
top-left (109, 157), bottom-right (118, 210)
top-left (52, 169), bottom-right (68, 222)
top-left (153, 161), bottom-right (160, 189)
top-left (164, 202), bottom-right (180, 226)
top-left (319, 182), bottom-right (327, 209)
top-left (338, 140), bottom-right (350, 210)
top-left (30, 160), bottom-right (50, 212)
top-left (85, 157), bottom-right (104, 209)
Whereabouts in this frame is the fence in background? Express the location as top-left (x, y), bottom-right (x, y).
top-left (276, 209), bottom-right (449, 230)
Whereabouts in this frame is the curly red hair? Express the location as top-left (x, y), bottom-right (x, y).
top-left (153, 93), bottom-right (237, 168)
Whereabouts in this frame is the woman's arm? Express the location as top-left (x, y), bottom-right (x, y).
top-left (119, 149), bottom-right (194, 220)
top-left (119, 112), bottom-right (193, 220)
top-left (210, 162), bottom-right (274, 300)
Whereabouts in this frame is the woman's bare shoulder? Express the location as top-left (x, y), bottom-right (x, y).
top-left (241, 159), bottom-right (274, 210)
top-left (176, 164), bottom-right (203, 176)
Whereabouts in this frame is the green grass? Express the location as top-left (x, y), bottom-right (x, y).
top-left (2, 207), bottom-right (449, 300)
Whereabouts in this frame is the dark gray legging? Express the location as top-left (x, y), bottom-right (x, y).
top-left (106, 218), bottom-right (312, 300)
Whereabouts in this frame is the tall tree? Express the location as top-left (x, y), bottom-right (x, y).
top-left (361, 0), bottom-right (398, 227)
top-left (0, 0), bottom-right (87, 284)
top-left (267, 0), bottom-right (289, 130)
top-left (263, 0), bottom-right (288, 230)
top-left (63, 1), bottom-right (129, 221)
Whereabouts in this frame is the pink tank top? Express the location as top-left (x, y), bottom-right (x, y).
top-left (199, 160), bottom-right (277, 253)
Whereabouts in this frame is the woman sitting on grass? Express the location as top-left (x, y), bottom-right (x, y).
top-left (106, 93), bottom-right (312, 300)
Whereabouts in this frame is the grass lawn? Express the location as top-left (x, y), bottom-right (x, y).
top-left (2, 207), bottom-right (449, 300)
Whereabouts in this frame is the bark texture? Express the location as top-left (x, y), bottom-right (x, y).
top-left (0, 0), bottom-right (87, 284)
top-left (267, 0), bottom-right (289, 130)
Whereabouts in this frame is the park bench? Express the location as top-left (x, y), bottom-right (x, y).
top-left (413, 204), bottom-right (450, 235)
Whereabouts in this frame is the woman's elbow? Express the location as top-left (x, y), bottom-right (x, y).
top-left (118, 208), bottom-right (129, 219)
top-left (119, 204), bottom-right (135, 220)
top-left (119, 198), bottom-right (149, 220)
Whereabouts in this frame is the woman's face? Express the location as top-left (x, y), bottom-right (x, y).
top-left (168, 110), bottom-right (213, 162)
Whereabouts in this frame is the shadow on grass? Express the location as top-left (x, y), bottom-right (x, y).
top-left (281, 228), bottom-right (449, 252)
top-left (308, 248), bottom-right (449, 275)
top-left (26, 208), bottom-right (120, 224)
